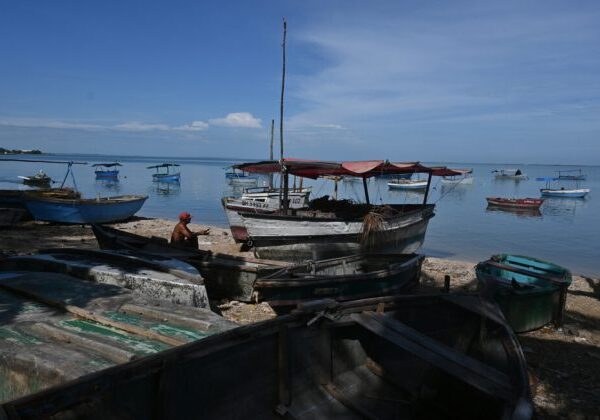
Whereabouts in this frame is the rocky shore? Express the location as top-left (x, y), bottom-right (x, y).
top-left (1, 217), bottom-right (598, 417)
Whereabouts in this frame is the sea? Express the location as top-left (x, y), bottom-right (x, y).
top-left (1, 154), bottom-right (598, 277)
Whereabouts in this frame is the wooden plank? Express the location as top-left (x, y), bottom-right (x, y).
top-left (351, 312), bottom-right (514, 401)
top-left (120, 304), bottom-right (212, 331)
top-left (26, 322), bottom-right (137, 364)
top-left (0, 281), bottom-right (186, 347)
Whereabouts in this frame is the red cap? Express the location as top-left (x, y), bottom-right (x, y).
top-left (179, 211), bottom-right (192, 221)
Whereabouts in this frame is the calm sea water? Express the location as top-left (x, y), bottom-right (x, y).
top-left (1, 154), bottom-right (598, 276)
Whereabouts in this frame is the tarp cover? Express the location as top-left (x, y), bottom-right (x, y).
top-left (233, 159), bottom-right (462, 179)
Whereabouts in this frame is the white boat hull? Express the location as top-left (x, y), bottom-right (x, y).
top-left (387, 180), bottom-right (428, 190)
top-left (239, 205), bottom-right (435, 261)
top-left (540, 188), bottom-right (590, 198)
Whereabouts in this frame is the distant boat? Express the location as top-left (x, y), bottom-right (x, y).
top-left (23, 194), bottom-right (148, 224)
top-left (557, 169), bottom-right (586, 180)
top-left (225, 168), bottom-right (257, 185)
top-left (147, 163), bottom-right (181, 183)
top-left (536, 177), bottom-right (590, 198)
top-left (92, 162), bottom-right (122, 180)
top-left (387, 178), bottom-right (428, 190)
top-left (477, 254), bottom-right (572, 332)
top-left (18, 170), bottom-right (52, 187)
top-left (486, 197), bottom-right (544, 210)
top-left (441, 169), bottom-right (473, 185)
top-left (492, 169), bottom-right (528, 180)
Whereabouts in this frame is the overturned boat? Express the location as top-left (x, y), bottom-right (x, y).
top-left (226, 159), bottom-right (460, 261)
top-left (0, 270), bottom-right (235, 404)
top-left (0, 248), bottom-right (209, 308)
top-left (1, 294), bottom-right (533, 419)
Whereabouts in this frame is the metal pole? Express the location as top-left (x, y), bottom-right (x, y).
top-left (269, 119), bottom-right (274, 188)
top-left (422, 172), bottom-right (433, 205)
top-left (362, 177), bottom-right (370, 205)
top-left (278, 19), bottom-right (287, 209)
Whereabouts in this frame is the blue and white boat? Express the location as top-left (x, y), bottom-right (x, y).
top-left (23, 194), bottom-right (148, 224)
top-left (537, 177), bottom-right (590, 198)
top-left (92, 163), bottom-right (121, 180)
top-left (225, 168), bottom-right (257, 186)
top-left (148, 163), bottom-right (181, 183)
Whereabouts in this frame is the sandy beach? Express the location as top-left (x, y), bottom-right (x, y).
top-left (1, 217), bottom-right (598, 417)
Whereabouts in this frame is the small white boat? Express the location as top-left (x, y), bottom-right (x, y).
top-left (540, 188), bottom-right (590, 198)
top-left (493, 169), bottom-right (528, 180)
top-left (441, 169), bottom-right (473, 185)
top-left (387, 179), bottom-right (428, 190)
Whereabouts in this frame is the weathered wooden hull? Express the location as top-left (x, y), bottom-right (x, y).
top-left (241, 205), bottom-right (435, 261)
top-left (476, 254), bottom-right (572, 333)
top-left (1, 294), bottom-right (533, 419)
top-left (254, 254), bottom-right (424, 310)
top-left (0, 248), bottom-right (209, 308)
top-left (0, 271), bottom-right (235, 403)
top-left (91, 224), bottom-right (286, 302)
top-left (486, 197), bottom-right (544, 209)
top-left (24, 195), bottom-right (147, 224)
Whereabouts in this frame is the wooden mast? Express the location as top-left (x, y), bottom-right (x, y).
top-left (269, 119), bottom-right (274, 188)
top-left (279, 18), bottom-right (289, 212)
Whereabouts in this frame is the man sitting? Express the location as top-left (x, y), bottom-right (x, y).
top-left (170, 212), bottom-right (209, 248)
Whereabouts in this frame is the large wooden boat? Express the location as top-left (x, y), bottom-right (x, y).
top-left (476, 254), bottom-right (572, 333)
top-left (1, 294), bottom-right (533, 419)
top-left (254, 253), bottom-right (424, 311)
top-left (92, 224), bottom-right (287, 302)
top-left (23, 194), bottom-right (147, 224)
top-left (0, 248), bottom-right (209, 308)
top-left (0, 270), bottom-right (235, 404)
top-left (227, 159), bottom-right (460, 261)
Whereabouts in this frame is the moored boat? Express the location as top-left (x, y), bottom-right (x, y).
top-left (476, 254), bottom-right (572, 332)
top-left (492, 169), bottom-right (528, 180)
top-left (19, 170), bottom-right (52, 187)
top-left (147, 163), bottom-right (181, 183)
top-left (93, 162), bottom-right (122, 179)
top-left (540, 188), bottom-right (590, 198)
top-left (23, 194), bottom-right (147, 224)
top-left (228, 159), bottom-right (460, 261)
top-left (486, 197), bottom-right (544, 209)
top-left (1, 294), bottom-right (533, 419)
top-left (441, 169), bottom-right (474, 185)
top-left (254, 253), bottom-right (424, 311)
top-left (387, 178), bottom-right (429, 189)
top-left (557, 169), bottom-right (586, 180)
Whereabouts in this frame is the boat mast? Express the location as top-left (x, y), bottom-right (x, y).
top-left (269, 119), bottom-right (274, 188)
top-left (422, 171), bottom-right (433, 206)
top-left (279, 18), bottom-right (289, 212)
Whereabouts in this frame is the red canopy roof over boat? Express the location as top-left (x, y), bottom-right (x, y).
top-left (233, 158), bottom-right (462, 179)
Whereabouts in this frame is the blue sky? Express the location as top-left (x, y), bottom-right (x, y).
top-left (1, 0), bottom-right (599, 164)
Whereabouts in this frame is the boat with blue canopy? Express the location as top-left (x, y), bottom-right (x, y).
top-left (147, 163), bottom-right (181, 183)
top-left (476, 254), bottom-right (572, 333)
top-left (557, 169), bottom-right (586, 180)
top-left (92, 162), bottom-right (122, 180)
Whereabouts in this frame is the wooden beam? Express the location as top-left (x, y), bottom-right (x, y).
top-left (362, 177), bottom-right (370, 205)
top-left (351, 312), bottom-right (514, 401)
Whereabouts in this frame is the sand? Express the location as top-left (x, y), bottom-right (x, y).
top-left (1, 217), bottom-right (598, 417)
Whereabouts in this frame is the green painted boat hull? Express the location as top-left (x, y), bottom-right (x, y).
top-left (476, 254), bottom-right (572, 333)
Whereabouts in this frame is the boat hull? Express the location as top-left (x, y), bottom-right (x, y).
top-left (486, 197), bottom-right (544, 209)
top-left (254, 254), bottom-right (424, 310)
top-left (387, 180), bottom-right (428, 189)
top-left (152, 172), bottom-right (180, 182)
top-left (476, 254), bottom-right (572, 332)
top-left (441, 176), bottom-right (474, 185)
top-left (540, 188), bottom-right (589, 198)
top-left (241, 205), bottom-right (435, 261)
top-left (24, 195), bottom-right (147, 224)
top-left (95, 170), bottom-right (119, 179)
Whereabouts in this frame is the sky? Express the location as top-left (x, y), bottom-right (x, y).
top-left (1, 0), bottom-right (599, 164)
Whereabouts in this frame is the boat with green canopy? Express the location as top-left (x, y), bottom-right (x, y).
top-left (476, 254), bottom-right (572, 333)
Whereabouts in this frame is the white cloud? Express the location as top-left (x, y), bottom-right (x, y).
top-left (173, 120), bottom-right (209, 131)
top-left (0, 117), bottom-right (102, 130)
top-left (113, 122), bottom-right (170, 131)
top-left (209, 112), bottom-right (262, 128)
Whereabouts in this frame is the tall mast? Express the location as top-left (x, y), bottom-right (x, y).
top-left (279, 18), bottom-right (289, 211)
top-left (269, 119), bottom-right (274, 188)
